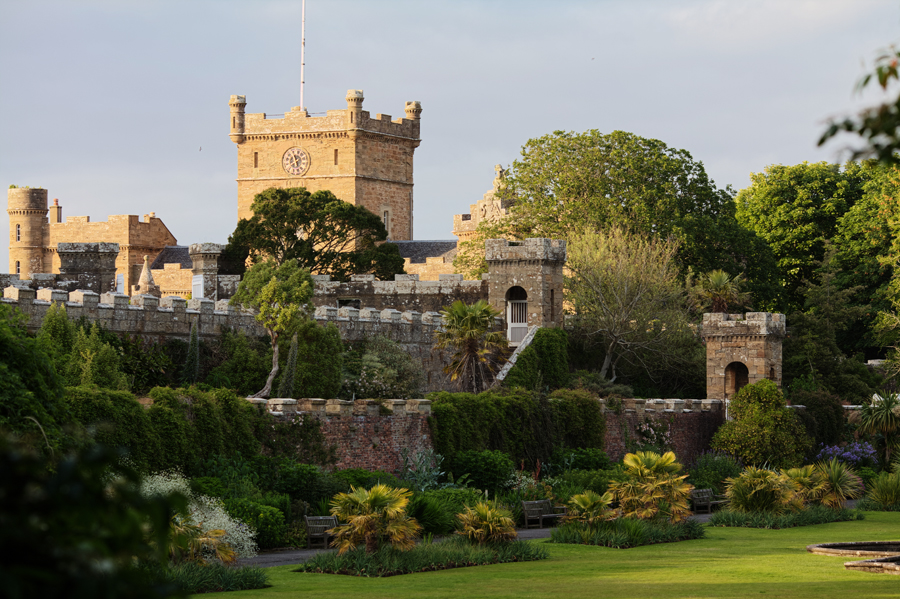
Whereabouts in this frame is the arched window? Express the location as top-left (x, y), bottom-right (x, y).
top-left (506, 286), bottom-right (528, 344)
top-left (15, 224), bottom-right (20, 242)
top-left (724, 361), bottom-right (749, 399)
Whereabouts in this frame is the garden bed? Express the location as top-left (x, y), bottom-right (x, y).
top-left (295, 536), bottom-right (548, 577)
top-left (549, 518), bottom-right (705, 549)
top-left (709, 505), bottom-right (863, 529)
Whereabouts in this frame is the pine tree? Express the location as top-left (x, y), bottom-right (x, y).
top-left (277, 333), bottom-right (298, 398)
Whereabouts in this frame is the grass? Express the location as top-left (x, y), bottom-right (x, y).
top-left (195, 512), bottom-right (900, 598)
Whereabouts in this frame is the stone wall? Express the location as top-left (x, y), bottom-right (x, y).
top-left (312, 273), bottom-right (488, 314)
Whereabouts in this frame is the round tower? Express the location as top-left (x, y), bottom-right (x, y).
top-left (229, 95), bottom-right (246, 144)
top-left (8, 187), bottom-right (48, 278)
top-left (346, 89), bottom-right (364, 129)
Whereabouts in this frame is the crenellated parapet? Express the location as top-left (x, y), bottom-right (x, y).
top-left (312, 272), bottom-right (487, 314)
top-left (259, 397), bottom-right (432, 417)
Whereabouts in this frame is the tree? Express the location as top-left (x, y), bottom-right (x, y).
top-left (183, 320), bottom-right (200, 385)
top-left (223, 187), bottom-right (405, 281)
top-left (819, 45), bottom-right (900, 164)
top-left (565, 226), bottom-right (692, 382)
top-left (434, 300), bottom-right (508, 393)
top-left (454, 129), bottom-right (778, 303)
top-left (230, 259), bottom-right (313, 398)
top-left (858, 393), bottom-right (900, 466)
top-left (328, 484), bottom-right (421, 554)
top-left (735, 161), bottom-right (869, 312)
top-left (276, 333), bottom-right (298, 399)
top-left (693, 270), bottom-right (750, 314)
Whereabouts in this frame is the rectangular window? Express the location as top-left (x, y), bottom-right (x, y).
top-left (15, 261), bottom-right (20, 275)
top-left (334, 149), bottom-right (338, 165)
top-left (16, 224), bottom-right (20, 242)
top-left (253, 152), bottom-right (258, 168)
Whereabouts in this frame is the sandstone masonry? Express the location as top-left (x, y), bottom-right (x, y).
top-left (701, 312), bottom-right (785, 400)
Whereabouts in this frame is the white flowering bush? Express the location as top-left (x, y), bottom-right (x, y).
top-left (140, 470), bottom-right (258, 559)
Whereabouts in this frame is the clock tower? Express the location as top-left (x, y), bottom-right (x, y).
top-left (229, 90), bottom-right (422, 240)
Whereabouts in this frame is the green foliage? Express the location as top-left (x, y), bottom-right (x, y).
top-left (223, 497), bottom-right (287, 549)
top-left (610, 451), bottom-right (694, 523)
top-left (859, 393), bottom-right (900, 465)
top-left (687, 452), bottom-right (743, 495)
top-left (709, 505), bottom-right (863, 528)
top-left (341, 335), bottom-right (424, 399)
top-left (815, 458), bottom-right (864, 508)
top-left (550, 447), bottom-right (611, 472)
top-left (276, 333), bottom-right (299, 398)
top-left (407, 493), bottom-right (458, 536)
top-left (291, 320), bottom-right (343, 399)
top-left (711, 380), bottom-right (812, 468)
top-left (434, 300), bottom-right (508, 393)
top-left (331, 468), bottom-right (402, 490)
top-left (428, 387), bottom-right (605, 469)
top-left (564, 490), bottom-right (616, 528)
top-left (723, 467), bottom-right (802, 514)
top-left (456, 501), bottom-right (517, 544)
top-left (860, 470), bottom-right (900, 510)
top-left (183, 321), bottom-right (200, 385)
top-left (550, 518), bottom-right (705, 548)
top-left (191, 476), bottom-right (228, 499)
top-left (139, 561), bottom-right (268, 595)
top-left (0, 303), bottom-right (69, 453)
top-left (329, 484), bottom-right (422, 554)
top-left (550, 468), bottom-right (630, 498)
top-left (204, 330), bottom-right (270, 396)
top-left (0, 434), bottom-right (186, 599)
top-left (789, 389), bottom-right (846, 448)
top-left (297, 534), bottom-right (548, 577)
top-left (503, 327), bottom-right (570, 390)
top-left (692, 269), bottom-right (750, 314)
top-left (255, 411), bottom-right (336, 465)
top-left (449, 450), bottom-right (515, 493)
top-left (566, 370), bottom-right (634, 398)
top-left (224, 186), bottom-right (405, 280)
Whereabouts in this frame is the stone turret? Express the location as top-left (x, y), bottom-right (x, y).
top-left (229, 95), bottom-right (246, 144)
top-left (7, 187), bottom-right (48, 278)
top-left (57, 242), bottom-right (119, 294)
top-left (701, 312), bottom-right (785, 400)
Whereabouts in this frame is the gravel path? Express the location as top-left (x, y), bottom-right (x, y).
top-left (238, 512), bottom-right (716, 569)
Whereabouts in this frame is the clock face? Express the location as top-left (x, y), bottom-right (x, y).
top-left (282, 147), bottom-right (310, 176)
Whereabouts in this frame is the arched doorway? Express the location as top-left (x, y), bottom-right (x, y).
top-left (724, 361), bottom-right (749, 399)
top-left (506, 286), bottom-right (528, 345)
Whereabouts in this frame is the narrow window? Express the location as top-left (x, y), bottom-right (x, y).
top-left (334, 149), bottom-right (338, 165)
top-left (15, 261), bottom-right (20, 275)
top-left (550, 289), bottom-right (555, 322)
top-left (350, 112), bottom-right (353, 123)
top-left (254, 152), bottom-right (258, 168)
top-left (232, 116), bottom-right (235, 128)
top-left (383, 210), bottom-right (390, 228)
top-left (16, 224), bottom-right (20, 242)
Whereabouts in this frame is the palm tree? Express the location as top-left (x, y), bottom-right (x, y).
top-left (697, 270), bottom-right (750, 313)
top-left (860, 393), bottom-right (900, 465)
top-left (610, 451), bottom-right (693, 523)
top-left (328, 484), bottom-right (421, 554)
top-left (434, 300), bottom-right (508, 393)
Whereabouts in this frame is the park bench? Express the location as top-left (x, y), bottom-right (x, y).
top-left (691, 488), bottom-right (727, 514)
top-left (522, 499), bottom-right (567, 529)
top-left (304, 515), bottom-right (338, 549)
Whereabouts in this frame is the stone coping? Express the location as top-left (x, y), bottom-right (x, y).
top-left (807, 541), bottom-right (900, 574)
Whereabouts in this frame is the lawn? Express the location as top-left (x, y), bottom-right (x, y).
top-left (203, 512), bottom-right (900, 599)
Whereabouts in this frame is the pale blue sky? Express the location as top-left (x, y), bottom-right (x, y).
top-left (1, 0), bottom-right (896, 271)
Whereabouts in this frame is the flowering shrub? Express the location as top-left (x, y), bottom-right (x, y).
top-left (140, 470), bottom-right (258, 560)
top-left (815, 442), bottom-right (878, 470)
top-left (631, 417), bottom-right (673, 453)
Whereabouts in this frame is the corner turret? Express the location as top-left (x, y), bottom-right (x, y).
top-left (229, 95), bottom-right (246, 144)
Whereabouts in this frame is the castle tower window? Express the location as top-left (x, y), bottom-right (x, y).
top-left (550, 289), bottom-right (555, 322)
top-left (334, 149), bottom-right (338, 165)
top-left (505, 286), bottom-right (528, 345)
top-left (15, 261), bottom-right (20, 275)
top-left (232, 116), bottom-right (235, 128)
top-left (254, 152), bottom-right (258, 168)
top-left (350, 112), bottom-right (353, 123)
top-left (15, 224), bottom-right (20, 242)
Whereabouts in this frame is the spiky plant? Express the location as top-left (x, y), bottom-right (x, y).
top-left (621, 451), bottom-right (683, 477)
top-left (456, 502), bottom-right (517, 545)
top-left (814, 458), bottom-right (864, 509)
top-left (168, 516), bottom-right (236, 564)
top-left (696, 269), bottom-right (750, 313)
top-left (565, 491), bottom-right (617, 529)
top-left (781, 465), bottom-right (825, 505)
top-left (610, 451), bottom-right (693, 523)
top-left (328, 484), bottom-right (421, 554)
top-left (724, 467), bottom-right (802, 514)
top-left (866, 471), bottom-right (900, 507)
top-left (860, 393), bottom-right (900, 465)
top-left (434, 300), bottom-right (508, 393)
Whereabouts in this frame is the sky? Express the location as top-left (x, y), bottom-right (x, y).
top-left (1, 0), bottom-right (897, 271)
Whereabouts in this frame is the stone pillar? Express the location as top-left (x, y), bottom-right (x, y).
top-left (189, 243), bottom-right (222, 301)
top-left (701, 312), bottom-right (785, 400)
top-left (57, 242), bottom-right (119, 294)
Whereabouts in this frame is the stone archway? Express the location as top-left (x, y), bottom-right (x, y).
top-left (724, 361), bottom-right (749, 399)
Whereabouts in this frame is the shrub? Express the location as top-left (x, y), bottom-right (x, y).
top-left (329, 484), bottom-right (422, 554)
top-left (711, 380), bottom-right (812, 468)
top-left (609, 451), bottom-right (693, 523)
top-left (567, 370), bottom-right (634, 399)
top-left (815, 458), bottom-right (864, 508)
top-left (456, 501), bottom-right (517, 544)
top-left (564, 490), bottom-right (616, 528)
top-left (287, 320), bottom-right (343, 399)
top-left (550, 447), bottom-right (611, 472)
top-left (815, 442), bottom-right (879, 470)
top-left (223, 498), bottom-right (286, 550)
top-left (297, 535), bottom-right (547, 576)
top-left (331, 468), bottom-right (402, 491)
top-left (191, 476), bottom-right (227, 499)
top-left (548, 389), bottom-right (607, 450)
top-left (861, 471), bottom-right (900, 510)
top-left (503, 327), bottom-right (570, 390)
top-left (709, 505), bottom-right (863, 528)
top-left (401, 448), bottom-right (446, 492)
top-left (204, 330), bottom-right (270, 396)
top-left (140, 561), bottom-right (269, 594)
top-left (407, 493), bottom-right (457, 536)
top-left (551, 468), bottom-right (629, 498)
top-left (449, 450), bottom-right (515, 493)
top-left (790, 388), bottom-right (845, 447)
top-left (341, 335), bottom-right (425, 400)
top-left (724, 467), bottom-right (801, 514)
top-left (550, 518), bottom-right (705, 548)
top-left (687, 451), bottom-right (742, 495)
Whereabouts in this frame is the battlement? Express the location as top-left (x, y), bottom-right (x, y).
top-left (701, 312), bottom-right (786, 338)
top-left (257, 397), bottom-right (432, 417)
top-left (485, 238), bottom-right (567, 263)
top-left (7, 187), bottom-right (47, 212)
top-left (312, 272), bottom-right (488, 314)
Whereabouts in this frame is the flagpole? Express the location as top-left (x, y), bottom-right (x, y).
top-left (300, 0), bottom-right (306, 111)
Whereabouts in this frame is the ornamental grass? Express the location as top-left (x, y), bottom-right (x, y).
top-left (549, 518), bottom-right (705, 548)
top-left (708, 505), bottom-right (863, 529)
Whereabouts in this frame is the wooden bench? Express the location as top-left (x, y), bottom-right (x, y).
top-left (691, 488), bottom-right (727, 514)
top-left (304, 515), bottom-right (338, 549)
top-left (522, 499), bottom-right (567, 529)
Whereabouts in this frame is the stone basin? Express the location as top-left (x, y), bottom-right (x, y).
top-left (807, 542), bottom-right (900, 574)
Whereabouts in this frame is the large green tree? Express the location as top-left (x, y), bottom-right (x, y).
top-left (222, 187), bottom-right (405, 281)
top-left (230, 259), bottom-right (314, 398)
top-left (455, 129), bottom-right (777, 303)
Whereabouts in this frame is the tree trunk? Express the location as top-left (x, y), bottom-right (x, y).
top-left (600, 341), bottom-right (616, 381)
top-left (252, 333), bottom-right (280, 398)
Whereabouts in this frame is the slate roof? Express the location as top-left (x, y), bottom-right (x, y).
top-left (389, 240), bottom-right (458, 264)
top-left (150, 246), bottom-right (192, 269)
